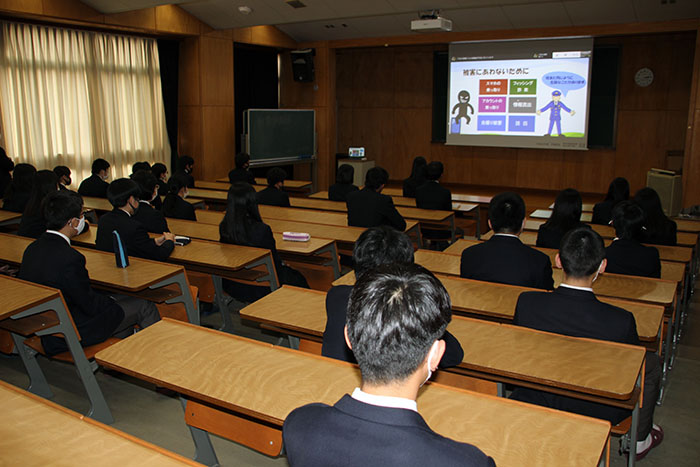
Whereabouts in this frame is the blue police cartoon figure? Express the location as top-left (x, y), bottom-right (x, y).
top-left (537, 90), bottom-right (575, 136)
top-left (450, 90), bottom-right (474, 133)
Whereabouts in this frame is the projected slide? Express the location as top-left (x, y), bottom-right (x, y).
top-left (447, 38), bottom-right (593, 150)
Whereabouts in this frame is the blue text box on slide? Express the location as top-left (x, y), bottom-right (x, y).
top-left (508, 115), bottom-right (536, 132)
top-left (477, 115), bottom-right (506, 132)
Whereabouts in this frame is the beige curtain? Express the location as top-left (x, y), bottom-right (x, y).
top-left (0, 21), bottom-right (170, 184)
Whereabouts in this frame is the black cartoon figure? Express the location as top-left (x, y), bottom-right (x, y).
top-left (452, 90), bottom-right (474, 125)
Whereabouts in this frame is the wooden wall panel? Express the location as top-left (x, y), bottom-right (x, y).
top-left (0, 0), bottom-right (42, 14)
top-left (104, 8), bottom-right (156, 31)
top-left (336, 108), bottom-right (353, 152)
top-left (393, 108), bottom-right (432, 178)
top-left (43, 0), bottom-right (103, 23)
top-left (352, 50), bottom-right (394, 108)
top-left (201, 106), bottom-right (235, 180)
top-left (614, 111), bottom-right (665, 192)
top-left (561, 150), bottom-right (615, 194)
top-left (199, 37), bottom-right (234, 107)
top-left (178, 38), bottom-right (200, 106)
top-left (336, 51), bottom-right (354, 109)
top-left (393, 50), bottom-right (433, 109)
top-left (177, 106), bottom-right (202, 176)
top-left (471, 147), bottom-right (518, 187)
top-left (433, 143), bottom-right (473, 185)
top-left (515, 149), bottom-right (564, 190)
top-left (154, 5), bottom-right (201, 35)
top-left (352, 108), bottom-right (394, 169)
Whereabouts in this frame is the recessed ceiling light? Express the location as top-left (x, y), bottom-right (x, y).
top-left (238, 5), bottom-right (252, 15)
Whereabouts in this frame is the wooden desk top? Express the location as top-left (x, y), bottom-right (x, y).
top-left (292, 197), bottom-right (454, 222)
top-left (96, 319), bottom-right (610, 467)
top-left (254, 177), bottom-right (311, 190)
top-left (195, 180), bottom-right (229, 191)
top-left (531, 209), bottom-right (593, 223)
top-left (674, 217), bottom-right (700, 233)
top-left (0, 233), bottom-right (182, 293)
top-left (186, 188), bottom-right (228, 201)
top-left (524, 218), bottom-right (615, 238)
top-left (0, 276), bottom-right (60, 321)
top-left (549, 202), bottom-right (595, 212)
top-left (369, 189), bottom-right (491, 205)
top-left (82, 196), bottom-right (113, 212)
top-left (0, 210), bottom-right (21, 223)
top-left (307, 192), bottom-right (477, 213)
top-left (264, 204), bottom-right (351, 225)
top-left (0, 380), bottom-right (200, 466)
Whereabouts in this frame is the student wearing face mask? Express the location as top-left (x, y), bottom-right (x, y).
top-left (162, 173), bottom-right (196, 221)
top-left (131, 170), bottom-right (169, 233)
top-left (19, 190), bottom-right (160, 356)
top-left (78, 158), bottom-right (111, 198)
top-left (95, 178), bottom-right (175, 261)
top-left (284, 262), bottom-right (495, 467)
top-left (511, 227), bottom-right (663, 461)
top-left (53, 166), bottom-right (72, 191)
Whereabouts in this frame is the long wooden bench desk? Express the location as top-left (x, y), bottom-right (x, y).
top-left (71, 227), bottom-right (281, 333)
top-left (0, 276), bottom-right (114, 424)
top-left (83, 196), bottom-right (206, 214)
top-left (194, 207), bottom-right (423, 250)
top-left (0, 380), bottom-right (201, 466)
top-left (96, 318), bottom-right (612, 467)
top-left (0, 233), bottom-right (198, 326)
top-left (212, 176), bottom-right (313, 192)
top-left (549, 202), bottom-right (595, 212)
top-left (0, 209), bottom-right (21, 226)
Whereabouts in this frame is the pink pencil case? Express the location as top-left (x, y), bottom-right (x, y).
top-left (283, 231), bottom-right (310, 242)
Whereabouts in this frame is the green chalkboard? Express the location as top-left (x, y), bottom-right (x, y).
top-left (245, 109), bottom-right (315, 161)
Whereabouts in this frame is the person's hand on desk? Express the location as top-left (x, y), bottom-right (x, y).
top-left (156, 232), bottom-right (176, 245)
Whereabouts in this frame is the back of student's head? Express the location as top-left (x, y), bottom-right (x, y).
top-left (352, 226), bottom-right (414, 278)
top-left (53, 165), bottom-right (71, 181)
top-left (365, 167), bottom-right (389, 191)
top-left (611, 200), bottom-right (645, 240)
top-left (177, 155), bottom-right (194, 172)
top-left (24, 170), bottom-right (58, 216)
top-left (131, 170), bottom-right (158, 201)
top-left (151, 162), bottom-right (167, 179)
top-left (6, 163), bottom-right (36, 195)
top-left (91, 158), bottom-right (110, 175)
top-left (489, 191), bottom-right (525, 233)
top-left (559, 227), bottom-right (606, 278)
top-left (409, 156), bottom-right (427, 179)
top-left (425, 161), bottom-right (444, 181)
top-left (234, 152), bottom-right (250, 169)
top-left (266, 167), bottom-right (286, 186)
top-left (633, 187), bottom-right (668, 230)
top-left (336, 164), bottom-right (354, 185)
top-left (43, 190), bottom-right (83, 230)
top-left (220, 182), bottom-right (262, 245)
top-left (163, 173), bottom-right (189, 214)
top-left (107, 178), bottom-right (140, 208)
top-left (131, 161), bottom-right (151, 176)
top-left (347, 263), bottom-right (452, 385)
top-left (604, 177), bottom-right (630, 203)
top-left (545, 188), bottom-right (582, 231)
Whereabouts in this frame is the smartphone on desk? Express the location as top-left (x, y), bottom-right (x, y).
top-left (175, 236), bottom-right (191, 246)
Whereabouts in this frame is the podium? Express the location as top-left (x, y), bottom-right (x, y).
top-left (338, 159), bottom-right (375, 187)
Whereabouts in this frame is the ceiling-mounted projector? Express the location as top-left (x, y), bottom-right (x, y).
top-left (411, 10), bottom-right (452, 32)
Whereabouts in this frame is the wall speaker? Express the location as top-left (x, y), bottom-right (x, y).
top-left (291, 48), bottom-right (315, 83)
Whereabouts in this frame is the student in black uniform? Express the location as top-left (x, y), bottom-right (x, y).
top-left (162, 173), bottom-right (196, 221)
top-left (0, 146), bottom-right (14, 199)
top-left (634, 187), bottom-right (677, 246)
top-left (228, 152), bottom-right (256, 184)
top-left (78, 158), bottom-right (110, 198)
top-left (19, 190), bottom-right (160, 355)
top-left (460, 191), bottom-right (554, 290)
top-left (328, 164), bottom-right (358, 202)
top-left (2, 163), bottom-right (36, 213)
top-left (346, 167), bottom-right (406, 231)
top-left (95, 178), bottom-right (175, 261)
top-left (402, 156), bottom-right (427, 198)
top-left (172, 155), bottom-right (194, 188)
top-left (257, 167), bottom-right (290, 207)
top-left (605, 201), bottom-right (661, 278)
top-left (53, 166), bottom-right (72, 191)
top-left (536, 188), bottom-right (589, 249)
top-left (151, 163), bottom-right (169, 196)
top-left (512, 227), bottom-right (663, 461)
top-left (322, 225), bottom-right (463, 368)
top-left (219, 182), bottom-right (308, 302)
top-left (130, 161), bottom-right (151, 177)
top-left (18, 170), bottom-right (60, 239)
top-left (416, 161), bottom-right (451, 211)
top-left (591, 177), bottom-right (629, 225)
top-left (131, 170), bottom-right (170, 234)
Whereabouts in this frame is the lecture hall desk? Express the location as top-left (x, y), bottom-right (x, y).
top-left (0, 380), bottom-right (201, 466)
top-left (212, 177), bottom-right (312, 192)
top-left (0, 232), bottom-right (198, 325)
top-left (0, 209), bottom-right (21, 226)
top-left (96, 318), bottom-right (612, 467)
top-left (0, 276), bottom-right (113, 423)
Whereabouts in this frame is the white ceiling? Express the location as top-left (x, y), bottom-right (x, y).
top-left (80, 0), bottom-right (700, 42)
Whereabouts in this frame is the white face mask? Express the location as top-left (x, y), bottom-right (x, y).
top-left (592, 261), bottom-right (604, 283)
top-left (74, 216), bottom-right (85, 234)
top-left (421, 343), bottom-right (438, 387)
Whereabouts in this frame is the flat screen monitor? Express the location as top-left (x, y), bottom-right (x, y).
top-left (348, 147), bottom-right (365, 158)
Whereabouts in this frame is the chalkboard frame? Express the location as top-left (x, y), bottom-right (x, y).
top-left (243, 109), bottom-right (316, 162)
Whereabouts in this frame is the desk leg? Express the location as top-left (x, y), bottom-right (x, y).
top-left (496, 382), bottom-right (504, 398)
top-left (475, 207), bottom-right (481, 240)
top-left (449, 215), bottom-right (456, 244)
top-left (670, 293), bottom-right (682, 370)
top-left (627, 402), bottom-right (639, 467)
top-left (407, 224), bottom-right (423, 249)
top-left (10, 332), bottom-right (53, 399)
top-left (150, 272), bottom-right (199, 326)
top-left (659, 310), bottom-right (674, 403)
top-left (181, 397), bottom-right (220, 467)
top-left (247, 254), bottom-right (279, 291)
top-left (318, 242), bottom-right (341, 279)
top-left (13, 297), bottom-right (114, 424)
top-left (288, 335), bottom-right (300, 350)
top-left (212, 275), bottom-right (236, 334)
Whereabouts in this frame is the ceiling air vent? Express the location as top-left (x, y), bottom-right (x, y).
top-left (286, 0), bottom-right (307, 8)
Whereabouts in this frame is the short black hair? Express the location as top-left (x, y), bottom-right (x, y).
top-left (352, 226), bottom-right (414, 277)
top-left (53, 165), bottom-right (71, 179)
top-left (425, 161), bottom-right (443, 181)
top-left (559, 227), bottom-right (606, 278)
top-left (612, 200), bottom-right (645, 240)
top-left (489, 191), bottom-right (525, 233)
top-left (91, 158), bottom-right (110, 174)
top-left (364, 167), bottom-right (388, 191)
top-left (131, 170), bottom-right (158, 201)
top-left (43, 190), bottom-right (83, 230)
top-left (177, 155), bottom-right (194, 171)
top-left (604, 177), bottom-right (630, 203)
top-left (347, 263), bottom-right (452, 385)
top-left (106, 178), bottom-right (140, 208)
top-left (266, 167), bottom-right (287, 186)
top-left (336, 164), bottom-right (354, 185)
top-left (151, 163), bottom-right (167, 179)
top-left (131, 161), bottom-right (151, 175)
top-left (235, 152), bottom-right (250, 169)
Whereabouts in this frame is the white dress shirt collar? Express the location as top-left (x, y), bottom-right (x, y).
top-left (351, 387), bottom-right (417, 412)
top-left (559, 283), bottom-right (594, 293)
top-left (46, 230), bottom-right (71, 245)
